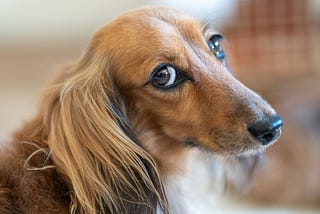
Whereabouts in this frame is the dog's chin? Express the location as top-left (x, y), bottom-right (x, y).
top-left (231, 128), bottom-right (282, 158)
top-left (238, 129), bottom-right (282, 158)
top-left (236, 146), bottom-right (266, 158)
top-left (182, 137), bottom-right (274, 158)
top-left (226, 138), bottom-right (278, 159)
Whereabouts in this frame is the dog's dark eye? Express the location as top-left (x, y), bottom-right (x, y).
top-left (150, 64), bottom-right (188, 90)
top-left (208, 34), bottom-right (226, 61)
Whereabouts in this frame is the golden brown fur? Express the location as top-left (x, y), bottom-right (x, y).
top-left (0, 7), bottom-right (283, 213)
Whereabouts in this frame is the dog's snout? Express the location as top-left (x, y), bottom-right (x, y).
top-left (248, 115), bottom-right (283, 145)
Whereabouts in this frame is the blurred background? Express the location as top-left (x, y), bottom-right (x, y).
top-left (1, 0), bottom-right (319, 213)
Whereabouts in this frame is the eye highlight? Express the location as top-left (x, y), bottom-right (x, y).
top-left (150, 64), bottom-right (190, 90)
top-left (208, 34), bottom-right (226, 61)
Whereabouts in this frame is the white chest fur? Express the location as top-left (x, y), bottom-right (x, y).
top-left (163, 150), bottom-right (227, 214)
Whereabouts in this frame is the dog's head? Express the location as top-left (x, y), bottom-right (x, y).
top-left (39, 7), bottom-right (283, 213)
top-left (85, 7), bottom-right (282, 157)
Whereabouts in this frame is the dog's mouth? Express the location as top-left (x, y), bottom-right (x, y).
top-left (165, 114), bottom-right (283, 157)
top-left (183, 139), bottom-right (202, 148)
top-left (182, 128), bottom-right (282, 157)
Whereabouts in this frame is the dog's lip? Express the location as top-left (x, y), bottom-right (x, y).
top-left (181, 125), bottom-right (281, 155)
top-left (236, 146), bottom-right (265, 158)
top-left (181, 137), bottom-right (267, 157)
top-left (182, 138), bottom-right (202, 148)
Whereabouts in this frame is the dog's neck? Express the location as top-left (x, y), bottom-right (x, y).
top-left (136, 127), bottom-right (226, 213)
top-left (162, 150), bottom-right (228, 214)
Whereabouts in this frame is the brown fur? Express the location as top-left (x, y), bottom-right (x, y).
top-left (0, 7), bottom-right (281, 213)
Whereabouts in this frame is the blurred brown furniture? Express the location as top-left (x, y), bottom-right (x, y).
top-left (221, 0), bottom-right (320, 207)
top-left (223, 0), bottom-right (320, 89)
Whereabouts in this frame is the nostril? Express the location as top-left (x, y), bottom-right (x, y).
top-left (261, 132), bottom-right (275, 142)
top-left (248, 115), bottom-right (283, 145)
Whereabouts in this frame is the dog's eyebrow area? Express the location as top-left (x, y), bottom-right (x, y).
top-left (202, 26), bottom-right (225, 44)
top-left (138, 16), bottom-right (229, 91)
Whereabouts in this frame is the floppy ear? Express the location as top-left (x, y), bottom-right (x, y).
top-left (41, 54), bottom-right (168, 214)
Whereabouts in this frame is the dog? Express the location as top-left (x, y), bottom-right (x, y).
top-left (0, 7), bottom-right (283, 214)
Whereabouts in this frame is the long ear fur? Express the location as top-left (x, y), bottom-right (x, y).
top-left (40, 54), bottom-right (168, 214)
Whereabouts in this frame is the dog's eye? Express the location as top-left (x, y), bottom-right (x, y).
top-left (152, 65), bottom-right (176, 86)
top-left (208, 34), bottom-right (226, 61)
top-left (150, 64), bottom-right (188, 90)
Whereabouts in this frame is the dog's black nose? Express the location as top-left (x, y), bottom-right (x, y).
top-left (248, 115), bottom-right (283, 145)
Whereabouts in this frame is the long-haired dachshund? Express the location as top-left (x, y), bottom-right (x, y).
top-left (0, 7), bottom-right (283, 214)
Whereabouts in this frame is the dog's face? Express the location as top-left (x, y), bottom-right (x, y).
top-left (89, 7), bottom-right (282, 156)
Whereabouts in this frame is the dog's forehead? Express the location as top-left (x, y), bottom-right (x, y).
top-left (112, 8), bottom-right (204, 43)
top-left (93, 8), bottom-right (225, 85)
